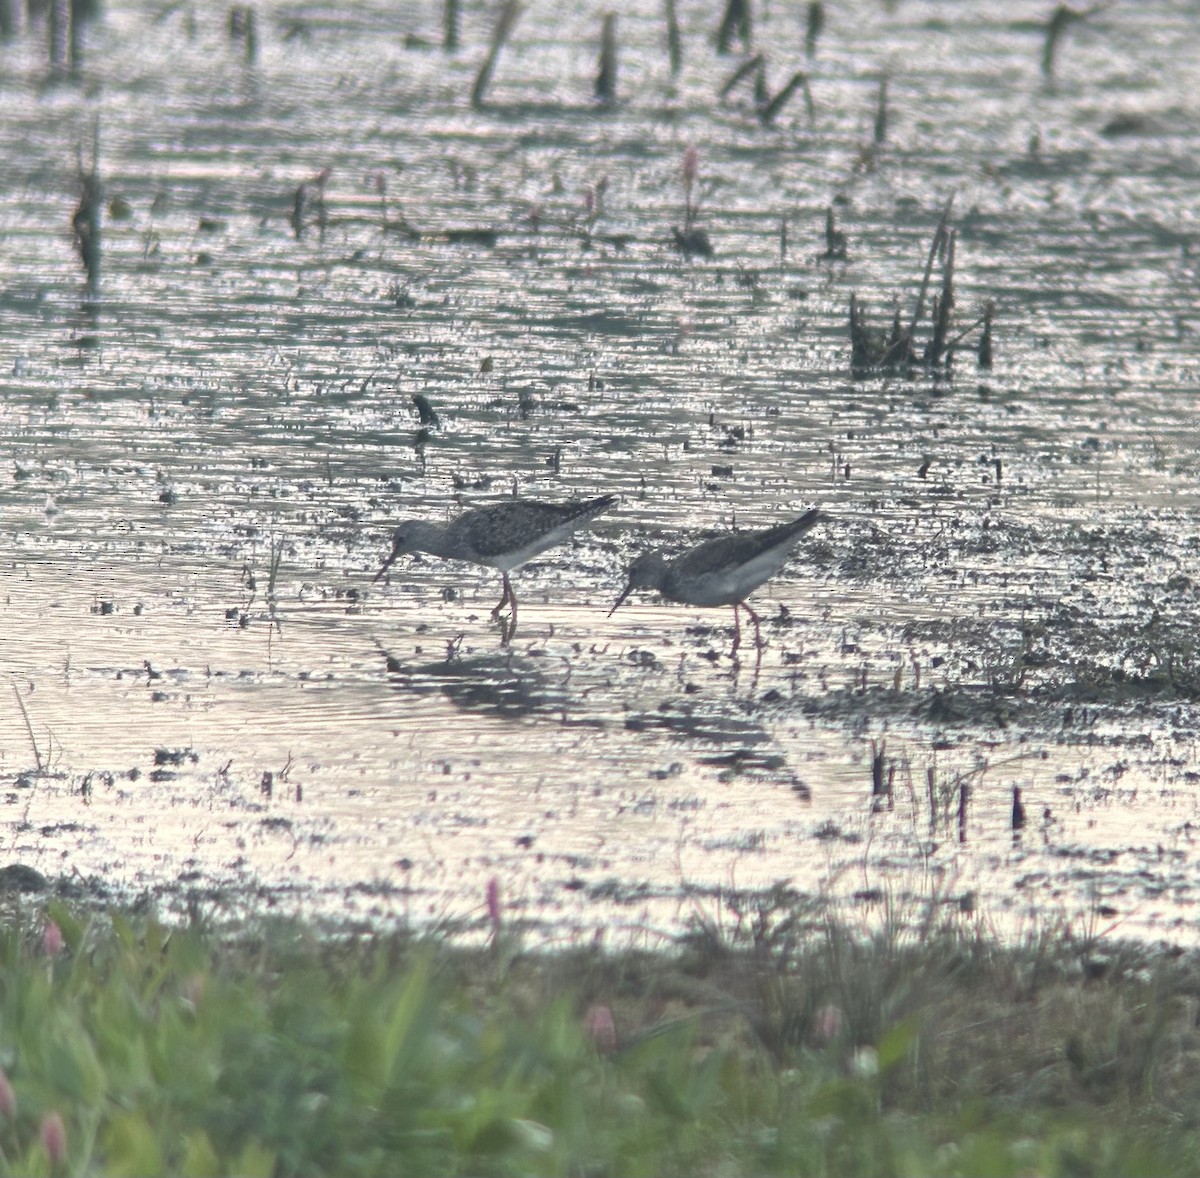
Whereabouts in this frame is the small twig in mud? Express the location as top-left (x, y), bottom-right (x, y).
top-left (73, 127), bottom-right (102, 293)
top-left (12, 683), bottom-right (45, 774)
top-left (291, 167), bottom-right (331, 242)
top-left (715, 0), bottom-right (751, 55)
top-left (228, 5), bottom-right (257, 61)
top-left (758, 70), bottom-right (814, 127)
top-left (443, 0), bottom-right (459, 51)
top-left (664, 0), bottom-right (681, 75)
top-left (820, 205), bottom-right (847, 260)
top-left (373, 171), bottom-right (388, 233)
top-left (978, 301), bottom-right (994, 369)
top-left (673, 146), bottom-right (713, 256)
top-left (1012, 785), bottom-right (1027, 833)
top-left (412, 392), bottom-right (440, 427)
top-left (939, 304), bottom-right (994, 358)
top-left (870, 739), bottom-right (886, 798)
top-left (48, 0), bottom-right (79, 77)
top-left (470, 0), bottom-right (522, 109)
top-left (266, 535), bottom-right (284, 631)
top-left (594, 13), bottom-right (617, 107)
top-left (873, 75), bottom-right (888, 145)
top-left (719, 53), bottom-right (763, 100)
top-left (681, 145), bottom-right (699, 230)
top-left (908, 194), bottom-right (954, 342)
top-left (720, 55), bottom-right (813, 127)
top-left (805, 1), bottom-right (823, 58)
top-left (925, 227), bottom-right (956, 366)
top-left (1041, 4), bottom-right (1104, 79)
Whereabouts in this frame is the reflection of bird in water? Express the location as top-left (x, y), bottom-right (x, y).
top-left (610, 508), bottom-right (822, 654)
top-left (374, 494), bottom-right (617, 642)
top-left (622, 703), bottom-right (810, 800)
top-left (378, 645), bottom-right (569, 719)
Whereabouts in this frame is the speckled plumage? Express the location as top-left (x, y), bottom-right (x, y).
top-left (374, 494), bottom-right (617, 641)
top-left (610, 507), bottom-right (822, 653)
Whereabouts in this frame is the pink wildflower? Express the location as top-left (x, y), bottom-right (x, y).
top-left (0, 1068), bottom-right (15, 1119)
top-left (42, 921), bottom-right (63, 957)
top-left (682, 145), bottom-right (699, 186)
top-left (486, 877), bottom-right (502, 934)
top-left (41, 1111), bottom-right (66, 1165)
top-left (813, 1004), bottom-right (844, 1045)
top-left (584, 1004), bottom-right (617, 1055)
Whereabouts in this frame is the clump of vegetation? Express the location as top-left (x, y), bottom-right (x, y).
top-left (849, 197), bottom-right (994, 378)
top-left (2, 897), bottom-right (1200, 1176)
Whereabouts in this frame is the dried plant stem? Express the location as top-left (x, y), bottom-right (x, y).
top-left (12, 683), bottom-right (44, 774)
top-left (471, 0), bottom-right (522, 109)
top-left (595, 13), bottom-right (617, 106)
top-left (907, 194), bottom-right (954, 342)
top-left (664, 0), bottom-right (681, 74)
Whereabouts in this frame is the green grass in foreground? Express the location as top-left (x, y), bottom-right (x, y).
top-left (0, 899), bottom-right (1198, 1176)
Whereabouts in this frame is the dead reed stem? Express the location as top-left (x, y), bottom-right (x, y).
top-left (471, 0), bottom-right (522, 109)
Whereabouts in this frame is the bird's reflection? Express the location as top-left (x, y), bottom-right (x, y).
top-left (380, 645), bottom-right (571, 720)
top-left (622, 702), bottom-right (810, 800)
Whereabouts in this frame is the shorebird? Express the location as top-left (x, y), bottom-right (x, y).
top-left (374, 494), bottom-right (617, 641)
top-left (609, 507), bottom-right (822, 654)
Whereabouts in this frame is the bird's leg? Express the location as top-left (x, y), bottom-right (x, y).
top-left (490, 574), bottom-right (514, 620)
top-left (492, 574), bottom-right (518, 646)
top-left (730, 603), bottom-right (742, 655)
top-left (743, 601), bottom-right (766, 652)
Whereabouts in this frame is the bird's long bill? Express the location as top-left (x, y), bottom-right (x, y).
top-left (608, 579), bottom-right (635, 617)
top-left (372, 545), bottom-right (401, 584)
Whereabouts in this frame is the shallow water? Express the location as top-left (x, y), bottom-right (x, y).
top-left (1, 0), bottom-right (1199, 944)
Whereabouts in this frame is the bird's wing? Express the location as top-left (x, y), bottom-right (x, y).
top-left (451, 501), bottom-right (576, 560)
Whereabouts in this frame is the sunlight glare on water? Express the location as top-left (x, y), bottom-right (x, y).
top-left (1, 0), bottom-right (1199, 944)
